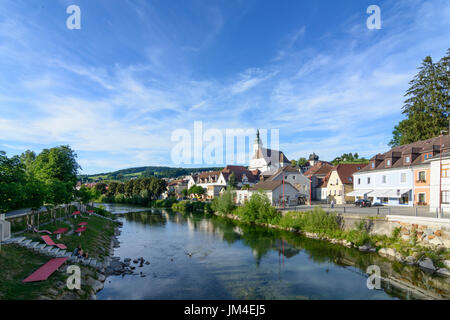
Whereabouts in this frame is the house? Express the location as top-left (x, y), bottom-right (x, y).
top-left (235, 180), bottom-right (300, 206)
top-left (265, 165), bottom-right (310, 201)
top-left (187, 166), bottom-right (259, 200)
top-left (350, 135), bottom-right (447, 206)
top-left (248, 130), bottom-right (290, 174)
top-left (325, 164), bottom-right (366, 204)
top-left (218, 165), bottom-right (259, 188)
top-left (304, 161), bottom-right (334, 200)
top-left (429, 136), bottom-right (450, 213)
top-left (166, 178), bottom-right (188, 198)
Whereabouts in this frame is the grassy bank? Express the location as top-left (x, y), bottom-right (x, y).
top-left (1, 208), bottom-right (120, 300)
top-left (207, 190), bottom-right (450, 268)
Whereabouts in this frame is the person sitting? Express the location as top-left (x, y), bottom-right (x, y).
top-left (82, 251), bottom-right (89, 260)
top-left (72, 244), bottom-right (83, 258)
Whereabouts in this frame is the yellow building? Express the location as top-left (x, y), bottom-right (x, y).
top-left (326, 164), bottom-right (366, 204)
top-left (413, 163), bottom-right (430, 206)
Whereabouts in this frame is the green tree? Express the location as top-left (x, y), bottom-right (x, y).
top-left (389, 50), bottom-right (450, 147)
top-left (19, 150), bottom-right (36, 173)
top-left (211, 188), bottom-right (236, 214)
top-left (227, 172), bottom-right (237, 189)
top-left (31, 146), bottom-right (80, 187)
top-left (0, 151), bottom-right (27, 212)
top-left (297, 158), bottom-right (308, 167)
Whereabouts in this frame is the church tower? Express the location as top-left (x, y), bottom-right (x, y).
top-left (252, 129), bottom-right (263, 159)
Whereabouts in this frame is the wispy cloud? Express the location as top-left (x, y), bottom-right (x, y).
top-left (0, 0), bottom-right (449, 173)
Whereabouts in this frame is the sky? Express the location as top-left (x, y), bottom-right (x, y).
top-left (0, 0), bottom-right (449, 174)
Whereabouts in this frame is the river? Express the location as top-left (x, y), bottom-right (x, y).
top-left (95, 204), bottom-right (450, 300)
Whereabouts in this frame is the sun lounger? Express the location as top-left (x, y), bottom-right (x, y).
top-left (23, 258), bottom-right (68, 283)
top-left (41, 235), bottom-right (67, 250)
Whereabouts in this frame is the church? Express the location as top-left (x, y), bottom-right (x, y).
top-left (248, 130), bottom-right (290, 174)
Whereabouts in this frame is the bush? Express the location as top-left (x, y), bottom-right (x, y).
top-left (235, 191), bottom-right (280, 224)
top-left (211, 188), bottom-right (236, 215)
top-left (278, 207), bottom-right (340, 235)
top-left (154, 198), bottom-right (177, 208)
top-left (172, 200), bottom-right (210, 213)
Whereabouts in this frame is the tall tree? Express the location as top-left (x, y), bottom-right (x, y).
top-left (31, 146), bottom-right (80, 187)
top-left (389, 50), bottom-right (450, 146)
top-left (19, 150), bottom-right (36, 173)
top-left (0, 151), bottom-right (27, 212)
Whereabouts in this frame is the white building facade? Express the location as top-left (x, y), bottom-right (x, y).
top-left (352, 168), bottom-right (414, 206)
top-left (430, 154), bottom-right (450, 213)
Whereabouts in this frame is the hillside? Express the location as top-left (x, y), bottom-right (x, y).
top-left (78, 166), bottom-right (224, 182)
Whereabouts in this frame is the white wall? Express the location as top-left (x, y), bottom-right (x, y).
top-left (430, 158), bottom-right (450, 213)
top-left (353, 168), bottom-right (414, 206)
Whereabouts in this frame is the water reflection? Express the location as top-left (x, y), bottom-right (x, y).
top-left (97, 206), bottom-right (450, 300)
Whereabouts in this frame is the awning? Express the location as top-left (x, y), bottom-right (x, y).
top-left (346, 190), bottom-right (373, 197)
top-left (367, 189), bottom-right (411, 198)
top-left (367, 190), bottom-right (387, 197)
top-left (383, 189), bottom-right (411, 198)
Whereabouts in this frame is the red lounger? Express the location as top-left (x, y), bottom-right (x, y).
top-left (41, 235), bottom-right (67, 250)
top-left (23, 258), bottom-right (68, 283)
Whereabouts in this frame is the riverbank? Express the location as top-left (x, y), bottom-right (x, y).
top-left (0, 208), bottom-right (121, 300)
top-left (207, 208), bottom-right (450, 278)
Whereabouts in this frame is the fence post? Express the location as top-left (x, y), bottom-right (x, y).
top-left (388, 207), bottom-right (391, 216)
top-left (377, 208), bottom-right (379, 215)
top-left (343, 207), bottom-right (346, 213)
top-left (415, 207), bottom-right (417, 217)
top-left (436, 208), bottom-right (439, 218)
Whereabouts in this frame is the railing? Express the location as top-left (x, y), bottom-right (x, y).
top-left (278, 204), bottom-right (449, 219)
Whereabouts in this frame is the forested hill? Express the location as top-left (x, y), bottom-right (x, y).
top-left (78, 166), bottom-right (224, 182)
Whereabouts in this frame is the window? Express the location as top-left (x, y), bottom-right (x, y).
top-left (367, 177), bottom-right (371, 184)
top-left (442, 191), bottom-right (450, 204)
top-left (293, 176), bottom-right (296, 180)
top-left (401, 173), bottom-right (406, 183)
top-left (400, 194), bottom-right (409, 205)
top-left (348, 177), bottom-right (353, 183)
top-left (442, 168), bottom-right (450, 178)
top-left (358, 178), bottom-right (361, 185)
top-left (371, 162), bottom-right (375, 168)
top-left (418, 193), bottom-right (426, 204)
top-left (382, 175), bottom-right (386, 183)
top-left (405, 156), bottom-right (411, 163)
top-left (386, 159), bottom-right (391, 166)
top-left (381, 197), bottom-right (388, 204)
top-left (418, 171), bottom-right (426, 182)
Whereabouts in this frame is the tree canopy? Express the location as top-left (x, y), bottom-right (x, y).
top-left (389, 49), bottom-right (449, 147)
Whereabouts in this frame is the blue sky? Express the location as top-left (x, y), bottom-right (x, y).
top-left (0, 0), bottom-right (449, 174)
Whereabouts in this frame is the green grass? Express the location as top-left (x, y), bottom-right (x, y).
top-left (22, 215), bottom-right (117, 260)
top-left (0, 244), bottom-right (68, 300)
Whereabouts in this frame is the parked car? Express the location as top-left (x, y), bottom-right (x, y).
top-left (355, 199), bottom-right (371, 207)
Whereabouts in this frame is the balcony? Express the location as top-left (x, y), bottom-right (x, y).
top-left (416, 179), bottom-right (426, 183)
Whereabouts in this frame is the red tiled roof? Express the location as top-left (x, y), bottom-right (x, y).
top-left (304, 161), bottom-right (334, 177)
top-left (357, 134), bottom-right (450, 173)
top-left (221, 165), bottom-right (258, 183)
top-left (250, 180), bottom-right (296, 191)
top-left (334, 163), bottom-right (366, 184)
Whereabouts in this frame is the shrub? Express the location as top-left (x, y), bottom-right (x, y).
top-left (278, 207), bottom-right (340, 235)
top-left (211, 188), bottom-right (236, 215)
top-left (235, 191), bottom-right (280, 224)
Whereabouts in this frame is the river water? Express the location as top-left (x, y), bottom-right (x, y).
top-left (96, 204), bottom-right (450, 300)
